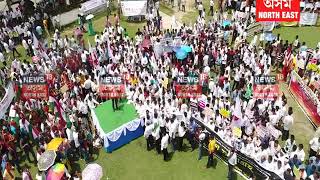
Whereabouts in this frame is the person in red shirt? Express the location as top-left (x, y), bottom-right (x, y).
top-left (218, 74), bottom-right (225, 88)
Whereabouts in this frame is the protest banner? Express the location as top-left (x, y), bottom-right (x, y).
top-left (193, 117), bottom-right (282, 180)
top-left (289, 71), bottom-right (320, 127)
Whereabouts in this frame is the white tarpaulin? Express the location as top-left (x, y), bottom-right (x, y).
top-left (121, 1), bottom-right (147, 16)
top-left (263, 22), bottom-right (275, 32)
top-left (300, 12), bottom-right (318, 25)
top-left (80, 0), bottom-right (108, 15)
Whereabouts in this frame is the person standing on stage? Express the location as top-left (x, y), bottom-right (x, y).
top-left (112, 98), bottom-right (119, 112)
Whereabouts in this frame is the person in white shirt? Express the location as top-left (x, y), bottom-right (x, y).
top-left (284, 135), bottom-right (296, 153)
top-left (177, 121), bottom-right (186, 151)
top-left (22, 168), bottom-right (32, 180)
top-left (169, 118), bottom-right (179, 151)
top-left (152, 113), bottom-right (161, 154)
top-left (35, 170), bottom-right (45, 180)
top-left (66, 125), bottom-right (74, 141)
top-left (228, 148), bottom-right (237, 179)
top-left (274, 160), bottom-right (285, 178)
top-left (73, 127), bottom-right (80, 148)
top-left (309, 137), bottom-right (320, 157)
top-left (209, 0), bottom-right (214, 16)
top-left (77, 99), bottom-right (88, 118)
top-left (297, 144), bottom-right (306, 162)
top-left (198, 3), bottom-right (204, 17)
top-left (282, 107), bottom-right (294, 141)
top-left (85, 95), bottom-right (100, 109)
top-left (83, 75), bottom-right (93, 94)
top-left (144, 121), bottom-right (154, 151)
top-left (161, 132), bottom-right (169, 161)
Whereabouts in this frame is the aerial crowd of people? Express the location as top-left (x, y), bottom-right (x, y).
top-left (0, 0), bottom-right (319, 180)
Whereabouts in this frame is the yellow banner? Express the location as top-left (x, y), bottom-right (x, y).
top-left (281, 22), bottom-right (298, 27)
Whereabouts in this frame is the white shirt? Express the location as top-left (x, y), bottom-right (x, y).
top-left (81, 53), bottom-right (87, 63)
top-left (283, 115), bottom-right (293, 131)
top-left (178, 125), bottom-right (186, 137)
top-left (144, 125), bottom-right (153, 138)
top-left (78, 101), bottom-right (88, 114)
top-left (169, 120), bottom-right (179, 138)
top-left (0, 52), bottom-right (4, 62)
top-left (35, 173), bottom-right (43, 180)
top-left (161, 133), bottom-right (169, 150)
top-left (73, 131), bottom-right (80, 148)
top-left (228, 151), bottom-right (237, 165)
top-left (309, 137), bottom-right (320, 152)
top-left (297, 149), bottom-right (306, 161)
top-left (83, 79), bottom-right (92, 89)
top-left (66, 128), bottom-right (74, 141)
top-left (22, 172), bottom-right (31, 180)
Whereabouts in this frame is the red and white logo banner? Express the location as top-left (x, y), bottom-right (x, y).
top-left (21, 75), bottom-right (49, 100)
top-left (175, 85), bottom-right (202, 99)
top-left (256, 0), bottom-right (300, 22)
top-left (99, 76), bottom-right (125, 99)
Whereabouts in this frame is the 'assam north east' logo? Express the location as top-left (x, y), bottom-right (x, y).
top-left (256, 0), bottom-right (300, 22)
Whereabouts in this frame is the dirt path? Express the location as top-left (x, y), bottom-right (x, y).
top-left (161, 0), bottom-right (197, 23)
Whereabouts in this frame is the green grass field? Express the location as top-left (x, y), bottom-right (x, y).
top-left (98, 137), bottom-right (245, 180)
top-left (273, 26), bottom-right (320, 48)
top-left (160, 3), bottom-right (175, 16)
top-left (19, 137), bottom-right (245, 180)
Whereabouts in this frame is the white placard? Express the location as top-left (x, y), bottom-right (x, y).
top-left (121, 1), bottom-right (147, 17)
top-left (300, 12), bottom-right (318, 26)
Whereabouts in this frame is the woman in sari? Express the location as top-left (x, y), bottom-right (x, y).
top-left (282, 47), bottom-right (293, 81)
